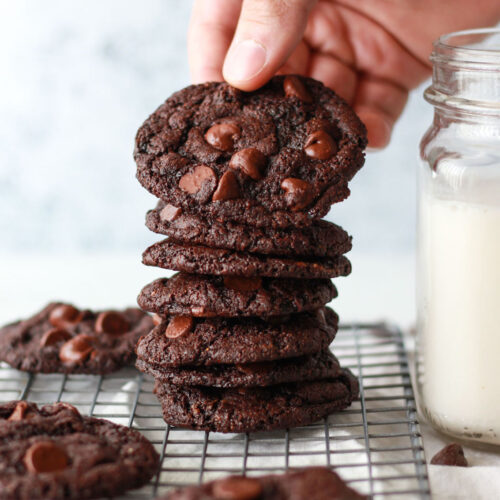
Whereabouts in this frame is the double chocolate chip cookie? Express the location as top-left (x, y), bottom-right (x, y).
top-left (135, 76), bottom-right (366, 228)
top-left (0, 302), bottom-right (154, 374)
top-left (0, 401), bottom-right (159, 499)
top-left (138, 273), bottom-right (336, 318)
top-left (159, 466), bottom-right (366, 500)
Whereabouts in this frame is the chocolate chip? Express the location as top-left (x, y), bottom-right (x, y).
top-left (212, 171), bottom-right (241, 202)
top-left (179, 165), bottom-right (216, 194)
top-left (280, 177), bottom-right (314, 211)
top-left (59, 334), bottom-right (95, 364)
top-left (152, 314), bottom-right (162, 326)
top-left (304, 130), bottom-right (337, 160)
top-left (159, 204), bottom-right (182, 222)
top-left (190, 307), bottom-right (217, 317)
top-left (223, 276), bottom-right (262, 292)
top-left (23, 441), bottom-right (69, 474)
top-left (95, 311), bottom-right (129, 335)
top-left (315, 309), bottom-right (326, 324)
top-left (165, 316), bottom-right (193, 338)
top-left (236, 362), bottom-right (272, 375)
top-left (205, 122), bottom-right (241, 151)
top-left (431, 443), bottom-right (468, 467)
top-left (39, 328), bottom-right (71, 347)
top-left (283, 75), bottom-right (313, 103)
top-left (49, 305), bottom-right (82, 329)
top-left (52, 402), bottom-right (80, 416)
top-left (212, 476), bottom-right (263, 500)
top-left (229, 148), bottom-right (266, 180)
top-left (8, 401), bottom-right (33, 421)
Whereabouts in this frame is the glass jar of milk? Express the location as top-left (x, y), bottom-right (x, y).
top-left (417, 28), bottom-right (500, 446)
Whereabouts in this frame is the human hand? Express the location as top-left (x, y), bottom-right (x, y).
top-left (188, 0), bottom-right (500, 148)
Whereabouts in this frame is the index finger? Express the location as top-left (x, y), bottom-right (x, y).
top-left (188, 0), bottom-right (242, 84)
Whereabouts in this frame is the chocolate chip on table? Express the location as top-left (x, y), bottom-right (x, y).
top-left (281, 178), bottom-right (314, 211)
top-left (212, 476), bottom-right (263, 500)
top-left (39, 328), bottom-right (71, 347)
top-left (431, 443), bottom-right (468, 467)
top-left (223, 276), bottom-right (262, 292)
top-left (229, 148), bottom-right (266, 180)
top-left (283, 75), bottom-right (313, 103)
top-left (8, 401), bottom-right (33, 421)
top-left (95, 311), bottom-right (130, 335)
top-left (212, 171), bottom-right (241, 202)
top-left (23, 441), bottom-right (69, 474)
top-left (205, 122), bottom-right (241, 151)
top-left (179, 165), bottom-right (216, 194)
top-left (159, 204), bottom-right (182, 222)
top-left (165, 316), bottom-right (193, 338)
top-left (49, 305), bottom-right (82, 329)
top-left (304, 130), bottom-right (337, 160)
top-left (59, 334), bottom-right (95, 364)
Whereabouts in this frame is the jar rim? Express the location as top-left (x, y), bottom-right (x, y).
top-left (432, 28), bottom-right (500, 67)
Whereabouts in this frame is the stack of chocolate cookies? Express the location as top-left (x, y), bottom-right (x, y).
top-left (134, 75), bottom-right (367, 433)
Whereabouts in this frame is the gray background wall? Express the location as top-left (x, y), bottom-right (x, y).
top-left (0, 0), bottom-right (432, 258)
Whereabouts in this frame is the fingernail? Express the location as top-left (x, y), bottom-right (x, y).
top-left (224, 39), bottom-right (266, 82)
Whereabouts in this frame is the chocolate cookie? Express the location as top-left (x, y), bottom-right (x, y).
top-left (135, 76), bottom-right (367, 228)
top-left (146, 200), bottom-right (352, 258)
top-left (137, 350), bottom-right (341, 388)
top-left (138, 273), bottom-right (336, 318)
top-left (136, 308), bottom-right (337, 367)
top-left (160, 467), bottom-right (366, 500)
top-left (0, 401), bottom-right (159, 499)
top-left (0, 303), bottom-right (154, 374)
top-left (153, 368), bottom-right (359, 433)
top-left (143, 240), bottom-right (351, 279)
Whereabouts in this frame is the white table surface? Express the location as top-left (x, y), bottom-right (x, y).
top-left (1, 252), bottom-right (499, 499)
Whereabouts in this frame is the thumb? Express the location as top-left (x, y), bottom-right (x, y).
top-left (222, 0), bottom-right (316, 90)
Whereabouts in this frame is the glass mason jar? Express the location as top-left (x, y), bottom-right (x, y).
top-left (417, 28), bottom-right (500, 446)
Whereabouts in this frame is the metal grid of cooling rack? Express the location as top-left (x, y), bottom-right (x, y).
top-left (0, 322), bottom-right (430, 499)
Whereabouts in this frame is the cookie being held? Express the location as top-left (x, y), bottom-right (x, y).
top-left (135, 75), bottom-right (367, 228)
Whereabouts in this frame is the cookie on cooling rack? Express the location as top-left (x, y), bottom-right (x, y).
top-left (146, 200), bottom-right (352, 258)
top-left (153, 367), bottom-right (359, 433)
top-left (0, 401), bottom-right (159, 499)
top-left (0, 302), bottom-right (154, 374)
top-left (135, 308), bottom-right (337, 367)
top-left (142, 240), bottom-right (351, 279)
top-left (159, 466), bottom-right (366, 499)
top-left (134, 75), bottom-right (367, 228)
top-left (138, 272), bottom-right (336, 318)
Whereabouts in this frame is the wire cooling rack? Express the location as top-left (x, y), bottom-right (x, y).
top-left (0, 322), bottom-right (430, 499)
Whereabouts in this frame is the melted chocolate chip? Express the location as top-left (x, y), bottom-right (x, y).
top-left (159, 204), bottom-right (182, 222)
top-left (204, 122), bottom-right (241, 151)
top-left (95, 312), bottom-right (129, 336)
top-left (212, 476), bottom-right (263, 500)
top-left (304, 130), bottom-right (337, 160)
top-left (8, 401), bottom-right (33, 421)
top-left (49, 305), bottom-right (82, 329)
top-left (212, 171), bottom-right (241, 202)
top-left (223, 276), bottom-right (262, 292)
top-left (59, 334), bottom-right (95, 364)
top-left (23, 441), bottom-right (69, 474)
top-left (179, 165), bottom-right (216, 194)
top-left (280, 177), bottom-right (314, 211)
top-left (283, 75), bottom-right (313, 103)
top-left (39, 328), bottom-right (71, 347)
top-left (165, 316), bottom-right (193, 338)
top-left (152, 314), bottom-right (162, 326)
top-left (431, 443), bottom-right (468, 467)
top-left (229, 148), bottom-right (266, 181)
